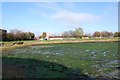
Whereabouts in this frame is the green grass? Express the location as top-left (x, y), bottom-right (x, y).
top-left (2, 42), bottom-right (119, 79)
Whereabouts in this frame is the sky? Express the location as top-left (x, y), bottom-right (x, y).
top-left (1, 2), bottom-right (118, 36)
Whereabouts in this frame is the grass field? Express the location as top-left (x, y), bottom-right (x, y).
top-left (2, 41), bottom-right (120, 79)
top-left (1, 38), bottom-right (119, 52)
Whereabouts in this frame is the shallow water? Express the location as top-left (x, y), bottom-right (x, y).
top-left (3, 42), bottom-right (119, 78)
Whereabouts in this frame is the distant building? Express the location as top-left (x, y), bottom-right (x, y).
top-left (0, 29), bottom-right (7, 41)
top-left (49, 36), bottom-right (65, 40)
top-left (39, 32), bottom-right (91, 40)
top-left (45, 33), bottom-right (49, 40)
top-left (48, 36), bottom-right (76, 40)
top-left (82, 35), bottom-right (90, 39)
top-left (94, 36), bottom-right (102, 38)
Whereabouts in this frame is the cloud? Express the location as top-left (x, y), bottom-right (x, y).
top-left (51, 10), bottom-right (100, 24)
top-left (29, 7), bottom-right (48, 17)
top-left (29, 2), bottom-right (62, 17)
top-left (31, 2), bottom-right (76, 15)
top-left (34, 2), bottom-right (62, 12)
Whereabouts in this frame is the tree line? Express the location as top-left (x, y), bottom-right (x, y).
top-left (62, 28), bottom-right (84, 38)
top-left (62, 28), bottom-right (120, 38)
top-left (93, 31), bottom-right (120, 38)
top-left (93, 31), bottom-right (113, 38)
top-left (0, 28), bottom-right (120, 41)
top-left (0, 29), bottom-right (35, 41)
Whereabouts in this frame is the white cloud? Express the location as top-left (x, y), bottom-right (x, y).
top-left (29, 7), bottom-right (48, 17)
top-left (51, 10), bottom-right (100, 24)
top-left (34, 2), bottom-right (62, 11)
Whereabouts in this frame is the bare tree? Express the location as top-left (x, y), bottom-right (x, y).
top-left (7, 29), bottom-right (35, 41)
top-left (114, 32), bottom-right (120, 37)
top-left (74, 28), bottom-right (84, 38)
top-left (93, 31), bottom-right (101, 37)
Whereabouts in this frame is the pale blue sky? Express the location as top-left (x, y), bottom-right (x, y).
top-left (2, 2), bottom-right (118, 36)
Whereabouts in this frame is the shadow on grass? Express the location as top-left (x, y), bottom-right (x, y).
top-left (2, 56), bottom-right (91, 79)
